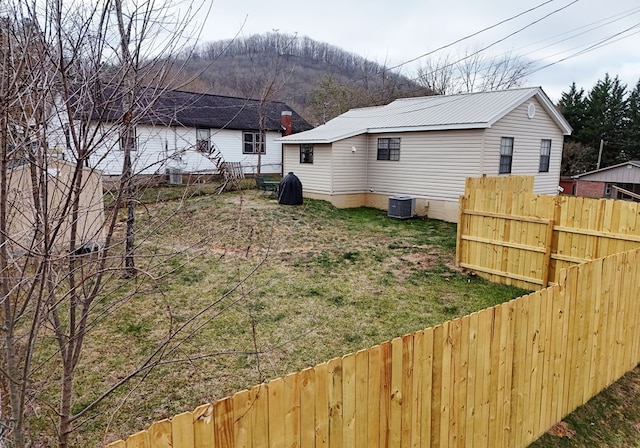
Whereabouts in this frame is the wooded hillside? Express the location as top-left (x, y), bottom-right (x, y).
top-left (170, 32), bottom-right (431, 125)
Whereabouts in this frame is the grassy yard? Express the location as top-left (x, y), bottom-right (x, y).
top-left (35, 186), bottom-right (525, 446)
top-left (33, 185), bottom-right (639, 447)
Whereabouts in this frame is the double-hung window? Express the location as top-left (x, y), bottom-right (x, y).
top-left (539, 139), bottom-right (551, 172)
top-left (196, 128), bottom-right (211, 153)
top-left (119, 127), bottom-right (137, 151)
top-left (243, 131), bottom-right (265, 154)
top-left (300, 144), bottom-right (313, 164)
top-left (377, 137), bottom-right (400, 161)
top-left (499, 137), bottom-right (514, 174)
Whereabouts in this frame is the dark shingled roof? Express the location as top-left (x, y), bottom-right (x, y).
top-left (78, 86), bottom-right (312, 133)
top-left (147, 90), bottom-right (312, 133)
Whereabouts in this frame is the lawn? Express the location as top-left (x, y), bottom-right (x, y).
top-left (33, 186), bottom-right (525, 446)
top-left (36, 184), bottom-right (640, 447)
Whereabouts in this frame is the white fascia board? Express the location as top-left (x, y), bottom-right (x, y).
top-left (276, 128), bottom-right (367, 143)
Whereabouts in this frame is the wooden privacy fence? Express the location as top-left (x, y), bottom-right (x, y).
top-left (107, 248), bottom-right (640, 448)
top-left (457, 176), bottom-right (640, 290)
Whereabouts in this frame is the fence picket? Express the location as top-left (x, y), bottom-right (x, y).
top-left (148, 419), bottom-right (171, 448)
top-left (299, 369), bottom-right (315, 448)
top-left (172, 412), bottom-right (194, 448)
top-left (366, 346), bottom-right (381, 448)
top-left (284, 373), bottom-right (301, 448)
top-left (193, 404), bottom-right (214, 448)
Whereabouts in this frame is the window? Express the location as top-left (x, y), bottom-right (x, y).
top-left (499, 137), bottom-right (514, 174)
top-left (243, 131), bottom-right (265, 154)
top-left (300, 144), bottom-right (313, 164)
top-left (605, 183), bottom-right (612, 197)
top-left (377, 137), bottom-right (400, 161)
top-left (196, 128), bottom-right (211, 152)
top-left (119, 127), bottom-right (136, 151)
top-left (539, 139), bottom-right (551, 172)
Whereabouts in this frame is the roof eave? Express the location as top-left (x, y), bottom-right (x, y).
top-left (277, 128), bottom-right (367, 144)
top-left (572, 161), bottom-right (640, 179)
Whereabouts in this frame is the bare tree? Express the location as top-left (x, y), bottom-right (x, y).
top-left (417, 49), bottom-right (533, 94)
top-left (0, 0), bottom-right (229, 446)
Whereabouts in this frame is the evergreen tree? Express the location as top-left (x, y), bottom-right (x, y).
top-left (557, 82), bottom-right (586, 140)
top-left (582, 74), bottom-right (628, 167)
top-left (625, 79), bottom-right (640, 161)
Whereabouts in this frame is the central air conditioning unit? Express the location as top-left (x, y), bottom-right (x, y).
top-left (168, 168), bottom-right (183, 185)
top-left (388, 195), bottom-right (415, 219)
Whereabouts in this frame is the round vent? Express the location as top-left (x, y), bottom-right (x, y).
top-left (527, 102), bottom-right (536, 119)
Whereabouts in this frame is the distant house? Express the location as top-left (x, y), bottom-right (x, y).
top-left (278, 87), bottom-right (572, 222)
top-left (48, 89), bottom-right (311, 179)
top-left (7, 158), bottom-right (104, 252)
top-left (572, 160), bottom-right (640, 200)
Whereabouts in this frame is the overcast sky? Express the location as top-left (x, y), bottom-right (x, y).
top-left (200, 0), bottom-right (640, 103)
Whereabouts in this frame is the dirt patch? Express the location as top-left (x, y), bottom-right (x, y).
top-left (402, 251), bottom-right (439, 268)
top-left (547, 421), bottom-right (576, 438)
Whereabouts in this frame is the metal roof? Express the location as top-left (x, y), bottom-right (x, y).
top-left (278, 87), bottom-right (572, 144)
top-left (573, 160), bottom-right (640, 179)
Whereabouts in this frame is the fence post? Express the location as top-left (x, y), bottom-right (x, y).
top-left (542, 197), bottom-right (562, 287)
top-left (456, 195), bottom-right (466, 266)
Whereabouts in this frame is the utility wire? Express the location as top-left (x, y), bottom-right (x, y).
top-left (384, 0), bottom-right (559, 72)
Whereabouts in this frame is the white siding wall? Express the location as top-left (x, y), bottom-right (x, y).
top-left (366, 129), bottom-right (484, 200)
top-left (484, 97), bottom-right (564, 195)
top-left (50, 120), bottom-right (284, 175)
top-left (330, 135), bottom-right (368, 193)
top-left (283, 143), bottom-right (333, 192)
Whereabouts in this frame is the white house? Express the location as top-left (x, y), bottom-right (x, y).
top-left (48, 88), bottom-right (311, 178)
top-left (278, 87), bottom-right (572, 222)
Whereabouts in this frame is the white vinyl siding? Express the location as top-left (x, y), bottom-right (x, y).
top-left (55, 125), bottom-right (284, 175)
top-left (331, 135), bottom-right (368, 193)
top-left (484, 97), bottom-right (564, 195)
top-left (366, 129), bottom-right (484, 201)
top-left (283, 143), bottom-right (332, 192)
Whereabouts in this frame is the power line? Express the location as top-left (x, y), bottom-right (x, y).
top-left (384, 0), bottom-right (559, 72)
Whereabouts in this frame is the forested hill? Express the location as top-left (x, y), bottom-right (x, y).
top-left (171, 32), bottom-right (431, 125)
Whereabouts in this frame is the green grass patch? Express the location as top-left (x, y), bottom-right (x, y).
top-left (37, 188), bottom-right (535, 446)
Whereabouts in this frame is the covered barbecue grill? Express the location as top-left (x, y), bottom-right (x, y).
top-left (278, 172), bottom-right (303, 205)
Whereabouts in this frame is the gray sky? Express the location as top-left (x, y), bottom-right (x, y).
top-left (202, 0), bottom-right (640, 102)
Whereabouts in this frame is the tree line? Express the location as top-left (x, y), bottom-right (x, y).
top-left (558, 74), bottom-right (640, 176)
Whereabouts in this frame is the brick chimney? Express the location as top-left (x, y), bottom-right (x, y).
top-left (281, 111), bottom-right (293, 136)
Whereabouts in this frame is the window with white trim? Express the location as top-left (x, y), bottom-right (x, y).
top-left (119, 127), bottom-right (137, 151)
top-left (377, 137), bottom-right (400, 161)
top-left (539, 139), bottom-right (551, 172)
top-left (499, 137), bottom-right (514, 174)
top-left (196, 128), bottom-right (211, 152)
top-left (243, 131), bottom-right (265, 154)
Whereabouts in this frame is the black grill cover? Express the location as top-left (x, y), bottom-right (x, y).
top-left (278, 172), bottom-right (303, 205)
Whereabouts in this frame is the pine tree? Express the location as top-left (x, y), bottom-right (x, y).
top-left (582, 74), bottom-right (628, 167)
top-left (625, 79), bottom-right (640, 161)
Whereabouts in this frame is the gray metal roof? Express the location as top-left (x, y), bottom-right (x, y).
top-left (278, 87), bottom-right (572, 144)
top-left (573, 160), bottom-right (640, 179)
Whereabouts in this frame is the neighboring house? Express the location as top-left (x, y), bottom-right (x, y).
top-left (6, 158), bottom-right (104, 252)
top-left (572, 160), bottom-right (640, 200)
top-left (278, 87), bottom-right (572, 222)
top-left (48, 89), bottom-right (311, 178)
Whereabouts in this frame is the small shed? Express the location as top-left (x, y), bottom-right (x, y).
top-left (572, 160), bottom-right (640, 200)
top-left (7, 158), bottom-right (105, 252)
